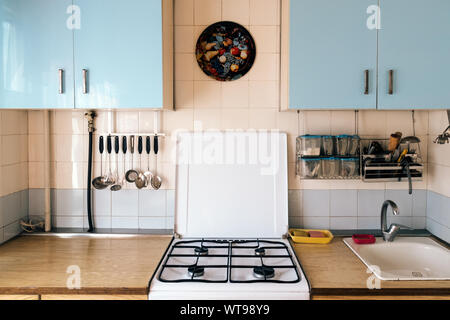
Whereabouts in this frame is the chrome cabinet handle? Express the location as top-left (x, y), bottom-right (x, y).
top-left (82, 69), bottom-right (88, 94)
top-left (58, 69), bottom-right (64, 94)
top-left (364, 70), bottom-right (369, 95)
top-left (388, 70), bottom-right (394, 95)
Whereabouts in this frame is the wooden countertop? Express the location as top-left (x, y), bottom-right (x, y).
top-left (1, 235), bottom-right (448, 298)
top-left (291, 236), bottom-right (450, 297)
top-left (0, 235), bottom-right (172, 295)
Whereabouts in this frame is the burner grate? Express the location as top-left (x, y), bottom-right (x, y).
top-left (157, 239), bottom-right (301, 284)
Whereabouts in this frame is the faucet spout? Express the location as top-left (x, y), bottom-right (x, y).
top-left (381, 200), bottom-right (402, 242)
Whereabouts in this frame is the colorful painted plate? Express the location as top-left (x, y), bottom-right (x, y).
top-left (195, 21), bottom-right (256, 81)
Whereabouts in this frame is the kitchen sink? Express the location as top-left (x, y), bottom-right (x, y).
top-left (343, 237), bottom-right (450, 281)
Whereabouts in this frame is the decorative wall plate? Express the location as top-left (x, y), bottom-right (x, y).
top-left (195, 21), bottom-right (256, 81)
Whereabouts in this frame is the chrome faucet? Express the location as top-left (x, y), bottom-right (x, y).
top-left (381, 200), bottom-right (413, 242)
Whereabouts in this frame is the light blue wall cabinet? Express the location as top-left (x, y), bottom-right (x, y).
top-left (378, 0), bottom-right (450, 109)
top-left (73, 0), bottom-right (173, 109)
top-left (283, 0), bottom-right (377, 110)
top-left (0, 0), bottom-right (74, 109)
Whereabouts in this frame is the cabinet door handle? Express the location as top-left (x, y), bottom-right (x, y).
top-left (388, 70), bottom-right (394, 95)
top-left (82, 69), bottom-right (88, 94)
top-left (364, 70), bottom-right (369, 95)
top-left (58, 69), bottom-right (64, 94)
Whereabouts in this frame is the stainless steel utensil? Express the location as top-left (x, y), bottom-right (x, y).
top-left (135, 136), bottom-right (147, 189)
top-left (104, 135), bottom-right (115, 185)
top-left (92, 136), bottom-right (109, 190)
top-left (150, 135), bottom-right (162, 190)
top-left (143, 136), bottom-right (153, 186)
top-left (111, 136), bottom-right (123, 191)
top-left (125, 135), bottom-right (139, 183)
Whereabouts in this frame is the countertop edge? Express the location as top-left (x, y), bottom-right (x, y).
top-left (0, 287), bottom-right (149, 295)
top-left (311, 287), bottom-right (450, 297)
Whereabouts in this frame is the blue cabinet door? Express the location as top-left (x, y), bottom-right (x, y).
top-left (73, 0), bottom-right (164, 109)
top-left (378, 0), bottom-right (450, 109)
top-left (0, 0), bottom-right (74, 109)
top-left (289, 0), bottom-right (377, 109)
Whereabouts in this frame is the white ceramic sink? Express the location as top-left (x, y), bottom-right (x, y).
top-left (343, 237), bottom-right (450, 281)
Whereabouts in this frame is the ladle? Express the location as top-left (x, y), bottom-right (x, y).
top-left (92, 136), bottom-right (109, 190)
top-left (125, 135), bottom-right (139, 183)
top-left (135, 136), bottom-right (147, 189)
top-left (150, 135), bottom-right (162, 190)
top-left (111, 136), bottom-right (123, 191)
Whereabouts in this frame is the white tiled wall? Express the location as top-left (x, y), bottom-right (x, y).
top-left (426, 110), bottom-right (450, 241)
top-left (23, 0), bottom-right (448, 235)
top-left (0, 110), bottom-right (29, 243)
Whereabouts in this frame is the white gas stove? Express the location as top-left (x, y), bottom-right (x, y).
top-left (149, 131), bottom-right (310, 300)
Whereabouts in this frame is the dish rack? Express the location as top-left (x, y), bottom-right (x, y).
top-left (360, 138), bottom-right (423, 182)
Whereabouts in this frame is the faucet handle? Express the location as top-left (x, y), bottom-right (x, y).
top-left (391, 223), bottom-right (414, 231)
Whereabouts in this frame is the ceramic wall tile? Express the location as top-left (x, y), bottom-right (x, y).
top-left (52, 189), bottom-right (84, 216)
top-left (249, 26), bottom-right (280, 53)
top-left (302, 190), bottom-right (330, 217)
top-left (357, 217), bottom-right (379, 229)
top-left (1, 110), bottom-right (28, 135)
top-left (175, 81), bottom-right (194, 109)
top-left (288, 216), bottom-right (302, 228)
top-left (166, 190), bottom-right (175, 217)
top-left (112, 217), bottom-right (139, 229)
top-left (331, 111), bottom-right (357, 135)
top-left (51, 111), bottom-right (84, 135)
top-left (330, 190), bottom-right (357, 217)
top-left (249, 81), bottom-right (279, 108)
top-left (175, 0), bottom-right (194, 26)
top-left (330, 217), bottom-right (357, 230)
top-left (248, 109), bottom-right (278, 129)
top-left (248, 54), bottom-right (280, 81)
top-left (302, 111), bottom-right (331, 135)
top-left (3, 220), bottom-right (22, 242)
top-left (139, 190), bottom-right (166, 217)
top-left (1, 135), bottom-right (22, 165)
top-left (28, 111), bottom-right (45, 135)
top-left (112, 190), bottom-right (139, 217)
top-left (194, 109), bottom-right (222, 130)
top-left (175, 26), bottom-right (195, 53)
top-left (194, 81), bottom-right (222, 108)
top-left (194, 0), bottom-right (221, 26)
top-left (303, 217), bottom-right (329, 229)
top-left (29, 189), bottom-right (45, 217)
top-left (426, 217), bottom-right (450, 243)
top-left (139, 217), bottom-right (167, 229)
top-left (385, 190), bottom-right (413, 216)
top-left (175, 54), bottom-right (195, 81)
top-left (222, 0), bottom-right (250, 25)
top-left (221, 108), bottom-right (249, 129)
top-left (222, 81), bottom-right (249, 108)
top-left (358, 190), bottom-right (385, 217)
top-left (249, 0), bottom-right (280, 26)
top-left (358, 111), bottom-right (387, 137)
top-left (93, 190), bottom-right (111, 216)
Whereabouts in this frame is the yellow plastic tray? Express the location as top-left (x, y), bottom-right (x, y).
top-left (289, 229), bottom-right (334, 244)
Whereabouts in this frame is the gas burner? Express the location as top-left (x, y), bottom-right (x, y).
top-left (194, 246), bottom-right (209, 256)
top-left (255, 248), bottom-right (266, 256)
top-left (188, 266), bottom-right (205, 278)
top-left (253, 266), bottom-right (275, 279)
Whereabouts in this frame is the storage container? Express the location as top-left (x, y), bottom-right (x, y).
top-left (299, 158), bottom-right (321, 178)
top-left (348, 135), bottom-right (360, 156)
top-left (336, 135), bottom-right (352, 156)
top-left (340, 157), bottom-right (360, 178)
top-left (322, 135), bottom-right (334, 156)
top-left (321, 157), bottom-right (340, 178)
top-left (297, 135), bottom-right (321, 156)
